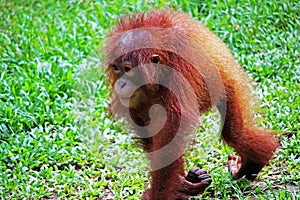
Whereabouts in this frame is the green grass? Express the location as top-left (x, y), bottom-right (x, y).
top-left (0, 0), bottom-right (299, 199)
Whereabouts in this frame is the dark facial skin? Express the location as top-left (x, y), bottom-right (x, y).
top-left (110, 52), bottom-right (161, 109)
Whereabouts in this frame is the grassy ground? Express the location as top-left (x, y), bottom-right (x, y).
top-left (0, 0), bottom-right (299, 199)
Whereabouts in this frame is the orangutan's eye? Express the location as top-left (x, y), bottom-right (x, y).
top-left (151, 54), bottom-right (160, 64)
top-left (111, 64), bottom-right (120, 72)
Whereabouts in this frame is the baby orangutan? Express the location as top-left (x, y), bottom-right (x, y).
top-left (104, 9), bottom-right (279, 200)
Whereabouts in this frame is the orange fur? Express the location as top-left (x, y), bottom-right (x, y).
top-left (105, 9), bottom-right (279, 200)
